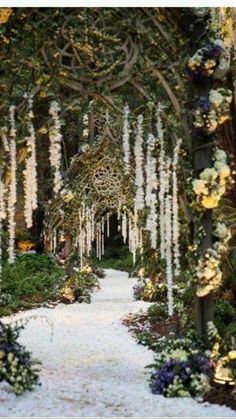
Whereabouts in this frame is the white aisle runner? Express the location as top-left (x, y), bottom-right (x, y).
top-left (0, 269), bottom-right (234, 417)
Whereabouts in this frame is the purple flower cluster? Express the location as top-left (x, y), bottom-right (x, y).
top-left (151, 359), bottom-right (191, 395)
top-left (151, 352), bottom-right (213, 396)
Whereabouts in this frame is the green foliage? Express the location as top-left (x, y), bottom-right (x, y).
top-left (58, 271), bottom-right (99, 304)
top-left (0, 254), bottom-right (64, 316)
top-left (92, 245), bottom-right (134, 272)
top-left (0, 320), bottom-right (40, 395)
top-left (147, 303), bottom-right (168, 321)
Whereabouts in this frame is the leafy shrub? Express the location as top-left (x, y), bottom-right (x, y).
top-left (147, 303), bottom-right (168, 321)
top-left (133, 278), bottom-right (181, 303)
top-left (0, 253), bottom-right (64, 316)
top-left (214, 300), bottom-right (236, 335)
top-left (0, 320), bottom-right (40, 395)
top-left (58, 271), bottom-right (99, 304)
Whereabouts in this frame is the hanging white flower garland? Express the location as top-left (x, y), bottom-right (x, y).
top-left (145, 133), bottom-right (158, 249)
top-left (134, 115), bottom-right (145, 210)
top-left (23, 95), bottom-right (37, 228)
top-left (156, 104), bottom-right (166, 259)
top-left (122, 104), bottom-right (131, 175)
top-left (49, 101), bottom-right (63, 196)
top-left (8, 106), bottom-right (17, 264)
top-left (172, 139), bottom-right (182, 275)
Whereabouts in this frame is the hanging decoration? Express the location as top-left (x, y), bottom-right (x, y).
top-left (172, 139), bottom-right (182, 275)
top-left (23, 94), bottom-right (37, 228)
top-left (134, 115), bottom-right (145, 210)
top-left (145, 133), bottom-right (158, 249)
top-left (122, 104), bottom-right (131, 175)
top-left (157, 104), bottom-right (166, 260)
top-left (49, 101), bottom-right (63, 196)
top-left (7, 105), bottom-right (17, 264)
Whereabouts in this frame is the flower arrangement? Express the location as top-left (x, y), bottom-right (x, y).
top-left (193, 219), bottom-right (231, 298)
top-left (150, 336), bottom-right (213, 397)
top-left (192, 148), bottom-right (232, 209)
top-left (187, 39), bottom-right (230, 82)
top-left (193, 88), bottom-right (232, 137)
top-left (195, 249), bottom-right (222, 297)
top-left (0, 320), bottom-right (40, 395)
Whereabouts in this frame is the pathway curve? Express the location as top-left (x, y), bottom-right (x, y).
top-left (0, 269), bottom-right (235, 417)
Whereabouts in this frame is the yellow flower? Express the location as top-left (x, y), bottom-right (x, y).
top-left (228, 350), bottom-right (236, 360)
top-left (218, 115), bottom-right (229, 124)
top-left (0, 350), bottom-right (5, 360)
top-left (82, 264), bottom-right (92, 273)
top-left (201, 195), bottom-right (220, 209)
top-left (219, 165), bottom-right (230, 179)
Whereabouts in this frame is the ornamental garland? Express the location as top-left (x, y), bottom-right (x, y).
top-left (49, 101), bottom-right (63, 196)
top-left (134, 115), bottom-right (145, 210)
top-left (7, 106), bottom-right (17, 264)
top-left (0, 171), bottom-right (6, 287)
top-left (145, 133), bottom-right (158, 249)
top-left (172, 139), bottom-right (182, 276)
top-left (122, 104), bottom-right (131, 175)
top-left (23, 95), bottom-right (37, 228)
top-left (157, 104), bottom-right (166, 260)
top-left (192, 148), bottom-right (232, 209)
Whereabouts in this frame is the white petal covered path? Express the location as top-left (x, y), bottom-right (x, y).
top-left (0, 269), bottom-right (235, 417)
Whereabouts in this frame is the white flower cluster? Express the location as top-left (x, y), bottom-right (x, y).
top-left (196, 248), bottom-right (222, 297)
top-left (49, 101), bottom-right (63, 195)
top-left (134, 115), bottom-right (145, 210)
top-left (23, 95), bottom-right (37, 228)
top-left (7, 106), bottom-right (17, 264)
top-left (214, 221), bottom-right (231, 253)
top-left (192, 148), bottom-right (232, 209)
top-left (122, 104), bottom-right (131, 175)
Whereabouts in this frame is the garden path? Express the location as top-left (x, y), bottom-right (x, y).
top-left (0, 269), bottom-right (235, 417)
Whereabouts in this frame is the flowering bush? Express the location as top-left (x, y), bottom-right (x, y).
top-left (150, 336), bottom-right (213, 397)
top-left (0, 321), bottom-right (40, 395)
top-left (192, 148), bottom-right (232, 209)
top-left (187, 39), bottom-right (230, 82)
top-left (59, 269), bottom-right (99, 304)
top-left (193, 88), bottom-right (232, 137)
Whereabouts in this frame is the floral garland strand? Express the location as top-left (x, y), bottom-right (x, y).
top-left (145, 133), bottom-right (158, 249)
top-left (49, 101), bottom-right (63, 196)
top-left (7, 106), bottom-right (17, 264)
top-left (156, 104), bottom-right (166, 259)
top-left (23, 95), bottom-right (37, 228)
top-left (165, 188), bottom-right (174, 316)
top-left (0, 170), bottom-right (7, 289)
top-left (172, 139), bottom-right (182, 275)
top-left (122, 104), bottom-right (131, 175)
top-left (134, 115), bottom-right (145, 210)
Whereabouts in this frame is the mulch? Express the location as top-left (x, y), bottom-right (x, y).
top-left (204, 384), bottom-right (236, 411)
